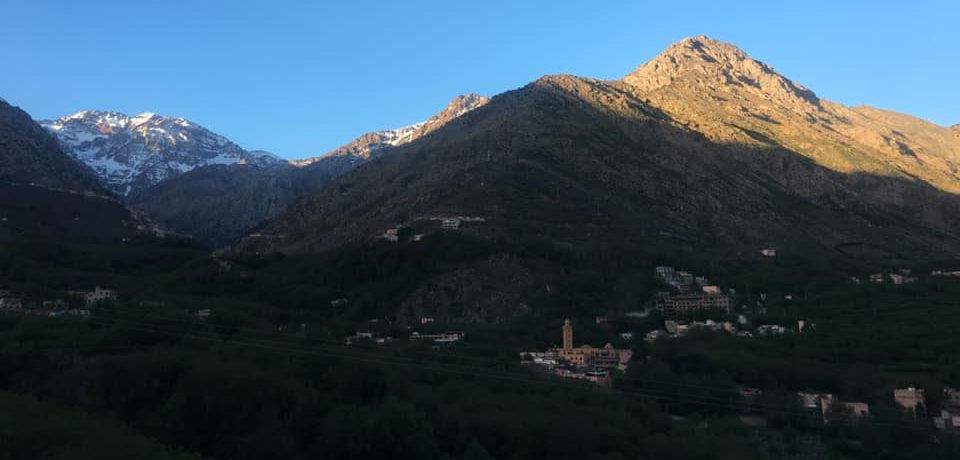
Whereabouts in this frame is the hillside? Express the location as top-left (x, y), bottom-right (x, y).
top-left (244, 68), bottom-right (960, 257)
top-left (0, 102), bottom-right (201, 293)
top-left (129, 164), bottom-right (307, 246)
top-left (132, 94), bottom-right (487, 246)
top-left (232, 37), bottom-right (960, 322)
top-left (0, 100), bottom-right (102, 193)
top-left (622, 36), bottom-right (960, 195)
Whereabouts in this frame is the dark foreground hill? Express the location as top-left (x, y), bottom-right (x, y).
top-left (0, 100), bottom-right (202, 292)
top-left (0, 99), bottom-right (102, 193)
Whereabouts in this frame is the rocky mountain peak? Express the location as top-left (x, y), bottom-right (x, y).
top-left (292, 93), bottom-right (488, 167)
top-left (41, 110), bottom-right (283, 196)
top-left (428, 93), bottom-right (489, 124)
top-left (622, 35), bottom-right (820, 110)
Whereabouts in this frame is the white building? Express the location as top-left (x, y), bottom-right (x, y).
top-left (441, 218), bottom-right (461, 230)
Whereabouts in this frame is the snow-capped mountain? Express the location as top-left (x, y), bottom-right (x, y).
top-left (291, 93), bottom-right (489, 167)
top-left (41, 111), bottom-right (283, 196)
top-left (130, 93), bottom-right (488, 246)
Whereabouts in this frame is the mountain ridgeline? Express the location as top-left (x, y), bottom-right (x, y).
top-left (0, 100), bottom-right (187, 284)
top-left (127, 94), bottom-right (488, 246)
top-left (243, 36), bottom-right (960, 260)
top-left (0, 100), bottom-right (103, 193)
top-left (40, 111), bottom-right (284, 197)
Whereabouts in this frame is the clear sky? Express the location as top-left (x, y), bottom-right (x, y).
top-left (1, 0), bottom-right (957, 159)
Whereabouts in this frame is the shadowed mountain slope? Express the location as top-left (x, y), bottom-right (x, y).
top-left (242, 70), bottom-right (960, 259)
top-left (623, 36), bottom-right (960, 193)
top-left (240, 36), bottom-right (960, 259)
top-left (132, 94), bottom-right (487, 246)
top-left (0, 100), bottom-right (102, 193)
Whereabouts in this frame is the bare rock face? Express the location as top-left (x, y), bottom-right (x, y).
top-left (622, 35), bottom-right (820, 112)
top-left (622, 36), bottom-right (960, 196)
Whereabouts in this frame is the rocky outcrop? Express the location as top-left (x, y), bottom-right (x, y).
top-left (621, 36), bottom-right (960, 197)
top-left (623, 35), bottom-right (821, 111)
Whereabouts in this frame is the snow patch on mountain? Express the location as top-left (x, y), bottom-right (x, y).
top-left (291, 93), bottom-right (488, 167)
top-left (41, 111), bottom-right (285, 196)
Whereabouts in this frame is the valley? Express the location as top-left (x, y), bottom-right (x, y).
top-left (2, 29), bottom-right (959, 459)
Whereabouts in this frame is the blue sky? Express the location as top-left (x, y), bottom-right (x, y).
top-left (1, 0), bottom-right (957, 159)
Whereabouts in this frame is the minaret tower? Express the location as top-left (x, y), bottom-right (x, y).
top-left (562, 319), bottom-right (573, 350)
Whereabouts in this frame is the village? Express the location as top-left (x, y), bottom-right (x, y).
top-left (515, 249), bottom-right (960, 433)
top-left (4, 245), bottom-right (960, 435)
top-left (0, 286), bottom-right (117, 318)
top-left (380, 215), bottom-right (486, 242)
top-left (520, 319), bottom-right (632, 385)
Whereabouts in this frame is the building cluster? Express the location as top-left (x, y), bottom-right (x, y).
top-left (654, 266), bottom-right (733, 315)
top-left (410, 330), bottom-right (465, 343)
top-left (644, 317), bottom-right (799, 343)
top-left (521, 319), bottom-right (632, 386)
top-left (345, 331), bottom-right (395, 345)
top-left (795, 386), bottom-right (960, 430)
top-left (379, 215), bottom-right (487, 240)
top-left (755, 324), bottom-right (789, 336)
top-left (0, 286), bottom-right (115, 318)
top-left (380, 226), bottom-right (424, 242)
top-left (888, 385), bottom-right (960, 431)
top-left (0, 290), bottom-right (22, 312)
top-left (67, 286), bottom-right (117, 307)
top-left (935, 388), bottom-right (960, 432)
top-left (412, 215), bottom-right (486, 232)
top-left (344, 328), bottom-right (464, 346)
top-left (655, 266), bottom-right (708, 293)
top-left (866, 269), bottom-right (918, 285)
top-left (797, 392), bottom-right (870, 423)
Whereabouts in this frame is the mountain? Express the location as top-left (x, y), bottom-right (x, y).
top-left (292, 93), bottom-right (489, 168)
top-left (40, 111), bottom-right (283, 196)
top-left (0, 100), bottom-right (102, 192)
top-left (230, 37), bottom-right (960, 322)
top-left (0, 99), bottom-right (188, 284)
top-left (241, 36), bottom-right (960, 264)
top-left (130, 94), bottom-right (487, 246)
top-left (621, 35), bottom-right (960, 195)
top-left (129, 163), bottom-right (304, 246)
